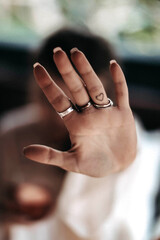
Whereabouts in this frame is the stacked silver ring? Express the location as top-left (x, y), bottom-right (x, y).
top-left (76, 101), bottom-right (92, 112)
top-left (57, 98), bottom-right (113, 119)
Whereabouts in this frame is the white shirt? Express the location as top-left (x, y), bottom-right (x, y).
top-left (5, 115), bottom-right (160, 240)
top-left (52, 119), bottom-right (160, 240)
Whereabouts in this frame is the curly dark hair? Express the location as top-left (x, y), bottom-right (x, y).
top-left (30, 27), bottom-right (118, 104)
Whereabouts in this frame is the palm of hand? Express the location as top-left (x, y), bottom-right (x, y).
top-left (65, 106), bottom-right (136, 177)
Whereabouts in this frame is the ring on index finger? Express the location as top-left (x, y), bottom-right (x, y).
top-left (57, 100), bottom-right (75, 118)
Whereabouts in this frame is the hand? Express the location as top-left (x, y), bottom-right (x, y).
top-left (23, 47), bottom-right (137, 177)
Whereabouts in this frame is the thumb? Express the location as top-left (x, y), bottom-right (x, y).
top-left (23, 144), bottom-right (79, 172)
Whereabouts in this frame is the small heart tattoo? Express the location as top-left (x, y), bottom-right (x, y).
top-left (96, 93), bottom-right (104, 101)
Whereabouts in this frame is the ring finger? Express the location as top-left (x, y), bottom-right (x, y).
top-left (70, 48), bottom-right (109, 105)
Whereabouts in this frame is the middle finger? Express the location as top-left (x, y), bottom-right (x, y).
top-left (53, 47), bottom-right (90, 107)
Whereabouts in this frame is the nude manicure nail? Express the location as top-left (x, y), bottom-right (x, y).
top-left (110, 60), bottom-right (117, 65)
top-left (33, 62), bottom-right (40, 68)
top-left (70, 47), bottom-right (79, 54)
top-left (53, 47), bottom-right (62, 53)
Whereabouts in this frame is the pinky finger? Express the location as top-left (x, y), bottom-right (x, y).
top-left (110, 60), bottom-right (129, 109)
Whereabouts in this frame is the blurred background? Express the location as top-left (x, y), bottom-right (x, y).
top-left (0, 1), bottom-right (160, 239)
top-left (0, 0), bottom-right (160, 129)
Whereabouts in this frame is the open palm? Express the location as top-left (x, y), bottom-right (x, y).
top-left (24, 47), bottom-right (137, 177)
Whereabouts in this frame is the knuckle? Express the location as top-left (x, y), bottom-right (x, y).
top-left (89, 85), bottom-right (102, 94)
top-left (116, 90), bottom-right (124, 97)
top-left (115, 81), bottom-right (125, 97)
top-left (81, 69), bottom-right (92, 77)
top-left (50, 94), bottom-right (65, 105)
top-left (42, 82), bottom-right (53, 91)
top-left (116, 81), bottom-right (124, 88)
top-left (71, 84), bottom-right (84, 94)
top-left (62, 69), bottom-right (72, 78)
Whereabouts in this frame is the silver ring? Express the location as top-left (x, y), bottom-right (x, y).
top-left (93, 98), bottom-right (113, 109)
top-left (57, 105), bottom-right (74, 118)
top-left (76, 101), bottom-right (92, 112)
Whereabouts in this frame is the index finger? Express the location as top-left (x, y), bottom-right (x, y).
top-left (33, 63), bottom-right (71, 113)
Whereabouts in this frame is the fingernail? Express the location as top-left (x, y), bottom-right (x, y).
top-left (53, 47), bottom-right (62, 53)
top-left (23, 146), bottom-right (28, 155)
top-left (70, 47), bottom-right (79, 54)
top-left (110, 60), bottom-right (117, 65)
top-left (33, 62), bottom-right (40, 68)
top-left (23, 145), bottom-right (32, 157)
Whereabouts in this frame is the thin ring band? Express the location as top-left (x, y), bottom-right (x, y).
top-left (76, 101), bottom-right (92, 112)
top-left (93, 98), bottom-right (113, 109)
top-left (57, 106), bottom-right (74, 118)
top-left (57, 100), bottom-right (75, 118)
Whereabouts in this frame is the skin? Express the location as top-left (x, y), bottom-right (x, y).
top-left (23, 47), bottom-right (137, 177)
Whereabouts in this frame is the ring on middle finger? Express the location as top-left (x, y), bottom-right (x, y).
top-left (76, 101), bottom-right (92, 112)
